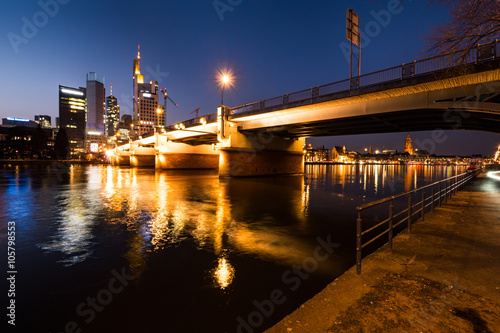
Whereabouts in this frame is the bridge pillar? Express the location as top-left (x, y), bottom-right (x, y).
top-left (127, 143), bottom-right (157, 167)
top-left (218, 114), bottom-right (305, 177)
top-left (155, 137), bottom-right (219, 169)
top-left (130, 154), bottom-right (155, 167)
top-left (110, 155), bottom-right (130, 166)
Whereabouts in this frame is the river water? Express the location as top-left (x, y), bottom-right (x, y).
top-left (0, 163), bottom-right (465, 332)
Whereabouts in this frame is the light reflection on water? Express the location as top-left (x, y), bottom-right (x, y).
top-left (34, 164), bottom-right (465, 284)
top-left (0, 163), bottom-right (467, 332)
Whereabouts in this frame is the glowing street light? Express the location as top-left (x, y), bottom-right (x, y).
top-left (221, 74), bottom-right (230, 106)
top-left (216, 66), bottom-right (235, 106)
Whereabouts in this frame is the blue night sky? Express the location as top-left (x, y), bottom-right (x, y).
top-left (1, 0), bottom-right (499, 155)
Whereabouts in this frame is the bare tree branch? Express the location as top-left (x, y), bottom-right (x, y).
top-left (425, 0), bottom-right (500, 62)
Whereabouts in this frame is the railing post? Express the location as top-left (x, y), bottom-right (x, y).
top-left (421, 190), bottom-right (425, 221)
top-left (438, 182), bottom-right (442, 207)
top-left (388, 199), bottom-right (394, 250)
top-left (408, 193), bottom-right (412, 232)
top-left (445, 180), bottom-right (448, 203)
top-left (356, 210), bottom-right (362, 275)
top-left (431, 186), bottom-right (435, 212)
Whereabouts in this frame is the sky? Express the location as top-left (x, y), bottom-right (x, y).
top-left (1, 0), bottom-right (499, 156)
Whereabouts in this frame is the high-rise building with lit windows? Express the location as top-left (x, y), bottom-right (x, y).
top-left (106, 84), bottom-right (120, 137)
top-left (133, 46), bottom-right (159, 136)
top-left (86, 72), bottom-right (106, 134)
top-left (59, 85), bottom-right (86, 153)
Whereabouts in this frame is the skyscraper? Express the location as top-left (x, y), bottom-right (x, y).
top-left (133, 46), bottom-right (159, 135)
top-left (59, 85), bottom-right (86, 153)
top-left (106, 84), bottom-right (120, 137)
top-left (86, 72), bottom-right (106, 134)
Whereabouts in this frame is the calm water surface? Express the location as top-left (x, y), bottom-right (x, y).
top-left (0, 164), bottom-right (465, 332)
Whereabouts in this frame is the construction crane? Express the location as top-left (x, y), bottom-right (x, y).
top-left (160, 88), bottom-right (178, 126)
top-left (191, 108), bottom-right (200, 119)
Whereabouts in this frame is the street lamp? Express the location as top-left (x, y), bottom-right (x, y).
top-left (221, 74), bottom-right (230, 106)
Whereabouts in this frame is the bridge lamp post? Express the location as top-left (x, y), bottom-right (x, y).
top-left (221, 74), bottom-right (230, 106)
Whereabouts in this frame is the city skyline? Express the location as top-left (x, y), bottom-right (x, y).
top-left (1, 1), bottom-right (499, 155)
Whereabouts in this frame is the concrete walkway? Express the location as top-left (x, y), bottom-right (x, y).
top-left (266, 172), bottom-right (500, 333)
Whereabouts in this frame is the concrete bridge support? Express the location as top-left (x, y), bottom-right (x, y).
top-left (217, 107), bottom-right (305, 177)
top-left (130, 155), bottom-right (155, 167)
top-left (156, 137), bottom-right (219, 169)
top-left (129, 144), bottom-right (157, 167)
top-left (110, 154), bottom-right (130, 166)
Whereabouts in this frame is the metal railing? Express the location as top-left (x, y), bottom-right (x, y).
top-left (169, 40), bottom-right (498, 131)
top-left (354, 170), bottom-right (481, 275)
top-left (229, 40), bottom-right (499, 117)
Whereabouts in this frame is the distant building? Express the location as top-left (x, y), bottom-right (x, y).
top-left (133, 46), bottom-right (159, 135)
top-left (2, 117), bottom-right (38, 128)
top-left (0, 125), bottom-right (53, 159)
top-left (404, 133), bottom-right (414, 155)
top-left (56, 117), bottom-right (60, 128)
top-left (85, 129), bottom-right (106, 154)
top-left (121, 114), bottom-right (132, 128)
top-left (59, 85), bottom-right (86, 154)
top-left (158, 104), bottom-right (165, 127)
top-left (34, 115), bottom-right (52, 128)
top-left (106, 84), bottom-right (120, 137)
top-left (86, 72), bottom-right (106, 134)
top-left (332, 145), bottom-right (357, 163)
top-left (304, 144), bottom-right (331, 162)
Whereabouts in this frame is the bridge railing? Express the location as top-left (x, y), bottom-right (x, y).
top-left (230, 40), bottom-right (499, 117)
top-left (168, 41), bottom-right (498, 130)
top-left (354, 169), bottom-right (481, 275)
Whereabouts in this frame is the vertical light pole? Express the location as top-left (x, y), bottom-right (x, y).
top-left (221, 75), bottom-right (230, 106)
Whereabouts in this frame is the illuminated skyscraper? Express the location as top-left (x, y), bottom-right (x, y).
top-left (133, 46), bottom-right (159, 135)
top-left (106, 84), bottom-right (120, 137)
top-left (404, 133), bottom-right (414, 155)
top-left (86, 72), bottom-right (106, 134)
top-left (59, 85), bottom-right (86, 153)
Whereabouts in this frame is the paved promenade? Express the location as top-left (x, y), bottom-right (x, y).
top-left (267, 171), bottom-right (500, 333)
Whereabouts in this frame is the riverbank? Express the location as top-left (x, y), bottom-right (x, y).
top-left (266, 172), bottom-right (500, 332)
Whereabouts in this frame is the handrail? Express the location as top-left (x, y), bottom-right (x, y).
top-left (229, 40), bottom-right (499, 116)
top-left (354, 169), bottom-right (482, 275)
top-left (167, 40), bottom-right (498, 133)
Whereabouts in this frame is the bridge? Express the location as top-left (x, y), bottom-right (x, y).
top-left (109, 41), bottom-right (500, 177)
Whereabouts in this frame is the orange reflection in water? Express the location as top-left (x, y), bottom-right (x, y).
top-left (94, 167), bottom-right (326, 288)
top-left (212, 255), bottom-right (235, 290)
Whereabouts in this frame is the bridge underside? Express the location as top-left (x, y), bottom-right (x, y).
top-left (240, 108), bottom-right (500, 138)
